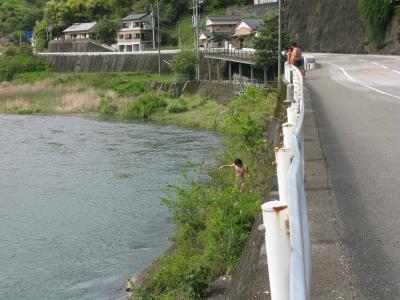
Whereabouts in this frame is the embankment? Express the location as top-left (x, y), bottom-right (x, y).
top-left (40, 53), bottom-right (175, 73)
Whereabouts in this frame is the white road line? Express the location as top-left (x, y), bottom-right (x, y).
top-left (392, 70), bottom-right (400, 75)
top-left (372, 62), bottom-right (379, 65)
top-left (321, 61), bottom-right (400, 101)
top-left (359, 59), bottom-right (367, 62)
top-left (381, 66), bottom-right (389, 69)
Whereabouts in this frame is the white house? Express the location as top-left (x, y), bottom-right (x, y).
top-left (116, 13), bottom-right (156, 52)
top-left (63, 22), bottom-right (97, 40)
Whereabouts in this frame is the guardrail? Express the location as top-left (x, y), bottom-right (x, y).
top-left (202, 48), bottom-right (254, 61)
top-left (261, 63), bottom-right (311, 300)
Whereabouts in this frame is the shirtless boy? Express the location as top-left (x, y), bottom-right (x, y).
top-left (219, 158), bottom-right (249, 192)
top-left (289, 42), bottom-right (305, 76)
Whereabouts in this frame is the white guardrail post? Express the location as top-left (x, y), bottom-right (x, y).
top-left (262, 63), bottom-right (311, 300)
top-left (261, 201), bottom-right (291, 300)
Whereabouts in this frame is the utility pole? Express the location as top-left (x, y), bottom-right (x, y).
top-left (195, 0), bottom-right (200, 80)
top-left (151, 4), bottom-right (155, 49)
top-left (192, 0), bottom-right (201, 80)
top-left (277, 0), bottom-right (282, 89)
top-left (157, 0), bottom-right (161, 75)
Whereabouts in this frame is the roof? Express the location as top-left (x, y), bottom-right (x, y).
top-left (63, 22), bottom-right (96, 33)
top-left (240, 19), bottom-right (263, 30)
top-left (206, 16), bottom-right (241, 26)
top-left (122, 13), bottom-right (149, 21)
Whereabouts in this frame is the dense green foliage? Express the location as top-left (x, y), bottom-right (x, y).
top-left (253, 12), bottom-right (289, 70)
top-left (0, 46), bottom-right (51, 81)
top-left (358, 0), bottom-right (396, 46)
top-left (28, 0), bottom-right (252, 49)
top-left (130, 86), bottom-right (277, 299)
top-left (170, 50), bottom-right (197, 78)
top-left (124, 93), bottom-right (168, 118)
top-left (0, 0), bottom-right (44, 39)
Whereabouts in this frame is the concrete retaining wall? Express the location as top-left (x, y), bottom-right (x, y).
top-left (184, 80), bottom-right (235, 105)
top-left (42, 53), bottom-right (175, 73)
top-left (47, 40), bottom-right (114, 53)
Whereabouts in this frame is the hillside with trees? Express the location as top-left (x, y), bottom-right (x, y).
top-left (0, 0), bottom-right (252, 50)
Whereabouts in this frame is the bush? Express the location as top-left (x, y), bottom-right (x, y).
top-left (124, 93), bottom-right (168, 118)
top-left (168, 104), bottom-right (189, 113)
top-left (170, 50), bottom-right (197, 79)
top-left (0, 46), bottom-right (52, 81)
top-left (99, 97), bottom-right (118, 115)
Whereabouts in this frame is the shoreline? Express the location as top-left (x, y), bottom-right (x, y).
top-left (1, 73), bottom-right (280, 299)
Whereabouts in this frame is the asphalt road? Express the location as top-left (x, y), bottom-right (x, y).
top-left (306, 53), bottom-right (400, 299)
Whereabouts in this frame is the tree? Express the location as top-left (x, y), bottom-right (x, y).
top-left (252, 12), bottom-right (289, 70)
top-left (94, 17), bottom-right (121, 45)
top-left (170, 50), bottom-right (197, 78)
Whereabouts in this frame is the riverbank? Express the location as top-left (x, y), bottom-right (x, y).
top-left (0, 71), bottom-right (280, 299)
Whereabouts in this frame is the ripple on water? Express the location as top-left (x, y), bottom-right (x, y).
top-left (0, 114), bottom-right (219, 300)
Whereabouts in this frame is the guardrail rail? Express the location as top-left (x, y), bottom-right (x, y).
top-left (261, 63), bottom-right (311, 300)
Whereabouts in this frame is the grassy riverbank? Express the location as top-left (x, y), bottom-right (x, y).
top-left (0, 71), bottom-right (279, 299)
top-left (127, 88), bottom-right (279, 299)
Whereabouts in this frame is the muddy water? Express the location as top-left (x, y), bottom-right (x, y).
top-left (0, 115), bottom-right (219, 300)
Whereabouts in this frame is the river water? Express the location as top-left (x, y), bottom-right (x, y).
top-left (0, 114), bottom-right (219, 300)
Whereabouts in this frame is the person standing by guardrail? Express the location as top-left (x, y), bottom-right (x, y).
top-left (289, 42), bottom-right (305, 77)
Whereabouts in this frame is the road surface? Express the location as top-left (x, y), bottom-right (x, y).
top-left (306, 53), bottom-right (400, 299)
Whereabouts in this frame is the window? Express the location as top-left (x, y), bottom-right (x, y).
top-left (123, 23), bottom-right (128, 28)
top-left (133, 22), bottom-right (140, 27)
top-left (118, 34), bottom-right (124, 39)
top-left (135, 33), bottom-right (141, 39)
top-left (125, 34), bottom-right (132, 40)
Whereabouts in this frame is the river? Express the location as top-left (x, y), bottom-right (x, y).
top-left (0, 114), bottom-right (219, 300)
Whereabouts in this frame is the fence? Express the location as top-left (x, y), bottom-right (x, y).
top-left (202, 48), bottom-right (254, 61)
top-left (261, 63), bottom-right (311, 300)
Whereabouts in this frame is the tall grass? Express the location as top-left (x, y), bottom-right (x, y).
top-left (358, 0), bottom-right (395, 46)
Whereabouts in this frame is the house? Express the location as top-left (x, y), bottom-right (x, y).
top-left (205, 16), bottom-right (241, 34)
top-left (234, 19), bottom-right (263, 37)
top-left (63, 22), bottom-right (97, 40)
top-left (116, 13), bottom-right (156, 52)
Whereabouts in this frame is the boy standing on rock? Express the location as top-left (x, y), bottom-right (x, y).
top-left (219, 158), bottom-right (249, 192)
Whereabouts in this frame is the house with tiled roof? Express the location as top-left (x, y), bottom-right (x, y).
top-left (234, 19), bottom-right (263, 37)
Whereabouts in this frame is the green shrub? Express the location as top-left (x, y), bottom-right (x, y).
top-left (170, 50), bottom-right (197, 79)
top-left (99, 97), bottom-right (117, 115)
top-left (168, 104), bottom-right (189, 113)
top-left (358, 0), bottom-right (395, 46)
top-left (114, 81), bottom-right (146, 97)
top-left (124, 93), bottom-right (168, 118)
top-left (0, 46), bottom-right (52, 81)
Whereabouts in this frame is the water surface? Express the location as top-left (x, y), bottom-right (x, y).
top-left (0, 115), bottom-right (219, 300)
